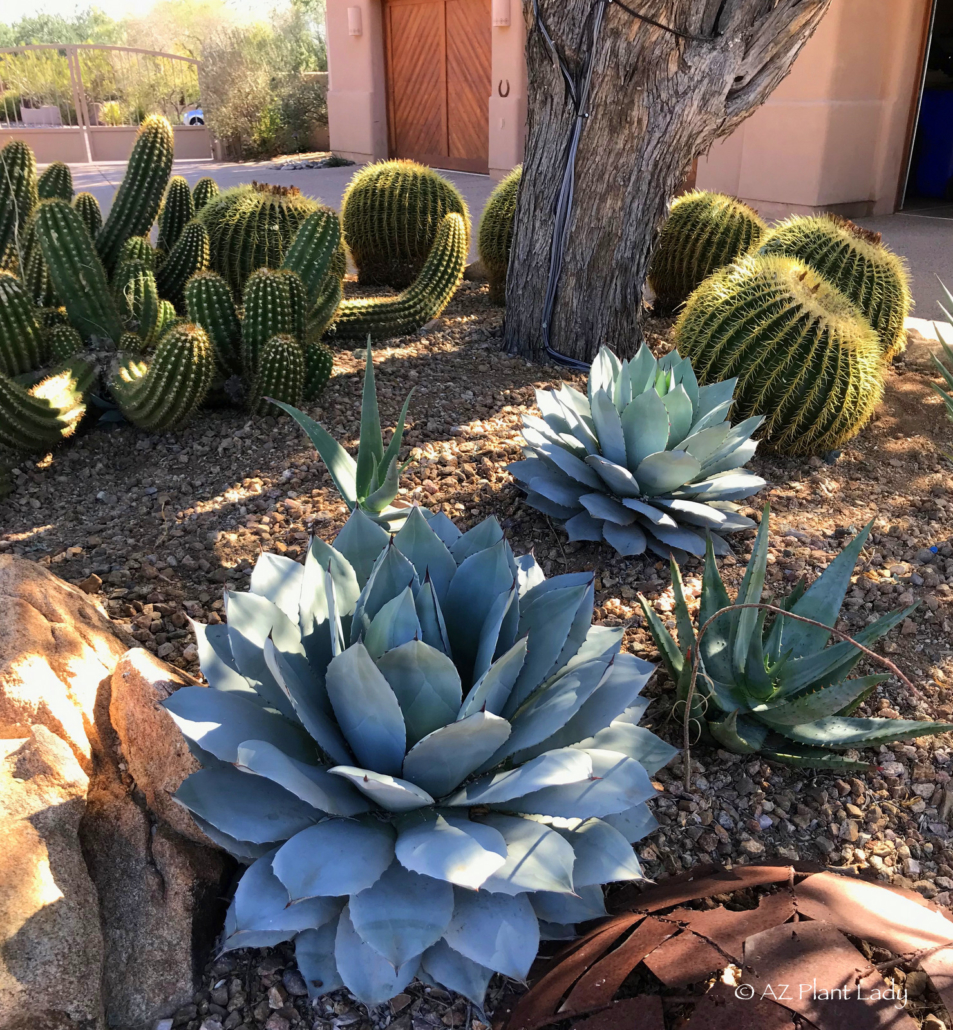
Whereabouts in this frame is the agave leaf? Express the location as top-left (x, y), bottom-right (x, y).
top-left (222, 848), bottom-right (344, 952)
top-left (589, 347), bottom-right (620, 404)
top-left (755, 675), bottom-right (888, 728)
top-left (380, 387), bottom-right (414, 488)
top-left (414, 577), bottom-right (452, 654)
top-left (163, 685), bottom-right (314, 764)
top-left (760, 738), bottom-right (871, 771)
top-left (626, 345), bottom-right (657, 396)
top-left (564, 511), bottom-right (603, 542)
top-left (524, 468), bottom-right (589, 508)
top-left (422, 509), bottom-right (463, 547)
top-left (447, 748), bottom-right (592, 806)
top-left (363, 456), bottom-right (400, 512)
top-left (553, 388), bottom-right (600, 454)
top-left (459, 638), bottom-right (527, 719)
top-left (654, 498), bottom-right (752, 531)
top-left (530, 885), bottom-right (606, 924)
top-left (450, 517), bottom-right (504, 563)
top-left (189, 813), bottom-right (274, 860)
top-left (272, 400), bottom-right (358, 508)
top-left (572, 716), bottom-right (678, 777)
top-left (476, 813), bottom-right (576, 895)
top-left (698, 416), bottom-right (763, 473)
top-left (443, 888), bottom-right (539, 981)
top-left (364, 585), bottom-right (421, 660)
top-left (603, 521), bottom-right (648, 556)
top-left (236, 740), bottom-right (369, 815)
top-left (175, 766), bottom-right (320, 843)
top-left (332, 509), bottom-right (389, 587)
top-left (708, 710), bottom-right (768, 754)
top-left (523, 430), bottom-right (603, 488)
top-left (590, 388), bottom-right (627, 466)
top-left (394, 506), bottom-right (458, 603)
top-left (637, 594), bottom-right (684, 681)
top-left (523, 490), bottom-right (580, 519)
top-left (335, 903), bottom-right (420, 1008)
top-left (471, 581), bottom-right (519, 685)
top-left (250, 552), bottom-right (304, 622)
top-left (621, 387), bottom-right (670, 467)
top-left (299, 535), bottom-right (361, 671)
top-left (546, 624), bottom-right (624, 684)
top-left (375, 639), bottom-right (461, 747)
top-left (635, 450), bottom-right (702, 496)
top-left (619, 496), bottom-right (676, 526)
top-left (673, 357), bottom-right (699, 410)
top-left (329, 766), bottom-right (434, 811)
top-left (350, 862), bottom-right (453, 967)
top-left (402, 712), bottom-right (512, 798)
top-left (692, 378), bottom-right (737, 425)
top-left (702, 438), bottom-right (759, 477)
top-left (602, 802), bottom-right (659, 843)
top-left (295, 921), bottom-right (344, 997)
top-left (273, 817), bottom-right (396, 899)
top-left (778, 715), bottom-right (953, 749)
top-left (645, 521), bottom-right (707, 557)
top-left (421, 940), bottom-right (494, 1008)
top-left (395, 810), bottom-right (506, 889)
top-left (661, 384), bottom-right (693, 445)
top-left (731, 509), bottom-right (770, 671)
top-left (191, 620), bottom-right (265, 705)
top-left (325, 643), bottom-right (406, 776)
top-left (352, 542), bottom-right (419, 643)
top-left (584, 455), bottom-right (642, 497)
top-left (579, 492), bottom-right (637, 525)
top-left (557, 817), bottom-right (643, 887)
top-left (509, 748), bottom-right (656, 819)
top-left (689, 399), bottom-right (733, 436)
top-left (679, 471), bottom-right (765, 502)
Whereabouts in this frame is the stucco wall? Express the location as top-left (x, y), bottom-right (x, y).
top-left (696, 0), bottom-right (930, 218)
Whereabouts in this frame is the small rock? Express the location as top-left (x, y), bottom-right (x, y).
top-left (78, 573), bottom-right (103, 594)
top-left (901, 618), bottom-right (917, 636)
top-left (740, 839), bottom-right (765, 855)
top-left (281, 969), bottom-right (308, 997)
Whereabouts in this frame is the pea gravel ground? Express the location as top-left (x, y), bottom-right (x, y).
top-left (4, 280), bottom-right (953, 1030)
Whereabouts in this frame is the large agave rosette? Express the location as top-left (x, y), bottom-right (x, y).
top-left (165, 507), bottom-right (674, 1008)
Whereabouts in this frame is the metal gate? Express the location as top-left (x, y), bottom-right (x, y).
top-left (0, 43), bottom-right (211, 163)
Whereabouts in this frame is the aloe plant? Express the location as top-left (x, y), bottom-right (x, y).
top-left (639, 508), bottom-right (953, 769)
top-left (165, 506), bottom-right (674, 1008)
top-left (931, 279), bottom-right (953, 422)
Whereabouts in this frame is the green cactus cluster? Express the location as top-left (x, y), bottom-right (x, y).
top-left (0, 139), bottom-right (38, 271)
top-left (758, 214), bottom-right (912, 360)
top-left (155, 221), bottom-right (210, 308)
top-left (115, 259), bottom-right (161, 344)
top-left (342, 160), bottom-right (470, 288)
top-left (249, 333), bottom-right (305, 413)
top-left (37, 161), bottom-right (73, 202)
top-left (0, 270), bottom-right (47, 374)
top-left (157, 176), bottom-right (195, 254)
top-left (674, 254), bottom-right (885, 455)
top-left (192, 176), bottom-right (219, 213)
top-left (184, 270), bottom-right (242, 376)
top-left (478, 166), bottom-right (520, 305)
top-left (73, 192), bottom-right (103, 239)
top-left (0, 357), bottom-right (94, 452)
top-left (649, 190), bottom-right (767, 311)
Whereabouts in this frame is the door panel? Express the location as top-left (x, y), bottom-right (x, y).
top-left (446, 0), bottom-right (491, 169)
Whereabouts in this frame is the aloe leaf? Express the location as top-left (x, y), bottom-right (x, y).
top-left (379, 387), bottom-right (414, 485)
top-left (698, 534), bottom-right (734, 683)
top-left (354, 343), bottom-right (385, 501)
top-left (402, 712), bottom-right (512, 798)
top-left (761, 738), bottom-right (872, 771)
top-left (273, 817), bottom-right (396, 899)
top-left (584, 454), bottom-right (642, 497)
top-left (329, 765), bottom-right (434, 811)
top-left (564, 511), bottom-right (603, 541)
top-left (332, 508), bottom-right (389, 587)
top-left (443, 888), bottom-right (539, 980)
top-left (375, 639), bottom-right (461, 747)
top-left (394, 506), bottom-right (458, 603)
top-left (295, 921), bottom-right (344, 996)
top-left (420, 940), bottom-right (493, 1008)
top-left (475, 813), bottom-right (576, 895)
top-left (271, 400), bottom-right (358, 508)
top-left (249, 552), bottom-right (304, 622)
top-left (636, 450), bottom-right (702, 495)
top-left (603, 802), bottom-right (659, 843)
top-left (621, 387), bottom-right (669, 467)
top-left (756, 674), bottom-right (888, 728)
top-left (447, 748), bottom-right (592, 806)
top-left (530, 885), bottom-right (606, 924)
top-left (364, 585), bottom-right (421, 660)
top-left (174, 766), bottom-right (320, 843)
top-left (637, 593), bottom-right (685, 681)
top-left (395, 810), bottom-right (506, 889)
top-left (335, 903), bottom-right (419, 1008)
top-left (325, 643), bottom-right (406, 776)
top-left (779, 715), bottom-right (953, 749)
top-left (708, 710), bottom-right (768, 754)
top-left (667, 559), bottom-right (695, 659)
top-left (731, 508), bottom-right (770, 671)
top-left (557, 817), bottom-right (643, 887)
top-left (573, 716), bottom-right (678, 777)
top-left (362, 456), bottom-right (400, 512)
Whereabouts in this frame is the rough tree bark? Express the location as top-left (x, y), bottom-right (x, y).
top-left (504, 0), bottom-right (833, 363)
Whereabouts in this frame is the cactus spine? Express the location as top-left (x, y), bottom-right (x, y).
top-left (157, 176), bottom-right (195, 253)
top-left (342, 159), bottom-right (470, 288)
top-left (47, 323), bottom-right (83, 361)
top-left (241, 268), bottom-right (306, 376)
top-left (0, 139), bottom-right (38, 269)
top-left (115, 260), bottom-right (160, 343)
top-left (0, 270), bottom-right (47, 374)
top-left (37, 161), bottom-right (73, 202)
top-left (34, 199), bottom-right (123, 344)
top-left (184, 270), bottom-right (242, 376)
top-left (118, 235), bottom-right (156, 270)
top-left (111, 322), bottom-right (214, 430)
top-left (303, 340), bottom-right (333, 400)
top-left (673, 254), bottom-right (885, 455)
top-left (192, 176), bottom-right (219, 213)
top-left (649, 190), bottom-right (767, 311)
top-left (96, 115), bottom-right (174, 275)
top-left (73, 192), bottom-right (103, 240)
top-left (249, 334), bottom-right (304, 413)
top-left (327, 212), bottom-right (467, 344)
top-left (477, 166), bottom-right (520, 304)
top-left (758, 214), bottom-right (912, 360)
top-left (155, 222), bottom-right (210, 308)
top-left (0, 357), bottom-right (94, 452)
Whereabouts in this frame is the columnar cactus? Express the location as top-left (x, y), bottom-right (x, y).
top-left (34, 199), bottom-right (123, 344)
top-left (648, 190), bottom-right (767, 311)
top-left (303, 341), bottom-right (334, 401)
top-left (342, 160), bottom-right (470, 288)
top-left (115, 260), bottom-right (160, 343)
top-left (47, 323), bottom-right (83, 361)
top-left (110, 322), bottom-right (214, 431)
top-left (37, 161), bottom-right (73, 202)
top-left (73, 192), bottom-right (103, 240)
top-left (155, 222), bottom-right (211, 308)
top-left (156, 299), bottom-right (177, 338)
top-left (21, 220), bottom-right (57, 308)
top-left (96, 115), bottom-right (175, 275)
top-left (280, 208), bottom-right (342, 308)
top-left (249, 333), bottom-right (305, 413)
top-left (326, 213), bottom-right (467, 345)
top-left (157, 176), bottom-right (195, 253)
top-left (0, 270), bottom-right (47, 374)
top-left (674, 254), bottom-right (885, 455)
top-left (241, 268), bottom-right (306, 376)
top-left (478, 167), bottom-right (520, 305)
top-left (185, 270), bottom-right (242, 376)
top-left (118, 235), bottom-right (156, 270)
top-left (758, 214), bottom-right (912, 360)
top-left (0, 139), bottom-right (38, 267)
top-left (192, 176), bottom-right (219, 213)
top-left (0, 357), bottom-right (94, 452)
top-left (308, 277), bottom-right (344, 343)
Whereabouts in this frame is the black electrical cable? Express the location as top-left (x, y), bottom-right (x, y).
top-left (527, 0), bottom-right (715, 371)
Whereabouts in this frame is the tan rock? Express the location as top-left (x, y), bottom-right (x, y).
top-left (0, 725), bottom-right (105, 1030)
top-left (0, 556), bottom-right (130, 768)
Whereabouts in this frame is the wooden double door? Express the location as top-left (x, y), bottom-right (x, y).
top-left (383, 0), bottom-right (491, 174)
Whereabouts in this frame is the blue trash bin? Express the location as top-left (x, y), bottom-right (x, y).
top-left (915, 88), bottom-right (953, 198)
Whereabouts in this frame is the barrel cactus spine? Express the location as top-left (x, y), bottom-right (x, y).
top-left (758, 213), bottom-right (912, 360)
top-left (192, 176), bottom-right (219, 213)
top-left (185, 270), bottom-right (242, 376)
top-left (37, 161), bottom-right (73, 202)
top-left (249, 333), bottom-right (305, 413)
top-left (96, 115), bottom-right (175, 275)
top-left (0, 139), bottom-right (38, 270)
top-left (0, 357), bottom-right (94, 452)
top-left (241, 267), bottom-right (306, 376)
top-left (155, 222), bottom-right (211, 309)
top-left (73, 192), bottom-right (103, 240)
top-left (326, 212), bottom-right (467, 345)
top-left (648, 190), bottom-right (767, 312)
top-left (342, 159), bottom-right (470, 288)
top-left (157, 176), bottom-right (195, 254)
top-left (0, 270), bottom-right (47, 374)
top-left (674, 254), bottom-right (885, 455)
top-left (478, 166), bottom-right (520, 305)
top-left (110, 322), bottom-right (214, 431)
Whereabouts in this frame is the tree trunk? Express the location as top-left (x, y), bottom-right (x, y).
top-left (504, 0), bottom-right (832, 364)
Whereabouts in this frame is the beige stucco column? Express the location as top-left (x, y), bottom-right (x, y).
top-left (326, 0), bottom-right (389, 164)
top-left (696, 0), bottom-right (930, 218)
top-left (488, 0), bottom-right (528, 180)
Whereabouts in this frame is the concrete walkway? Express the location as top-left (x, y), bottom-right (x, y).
top-left (70, 159), bottom-right (953, 317)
